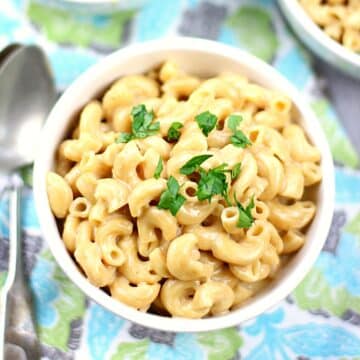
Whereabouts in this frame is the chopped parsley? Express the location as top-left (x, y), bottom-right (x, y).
top-left (227, 113), bottom-right (251, 148)
top-left (116, 104), bottom-right (160, 143)
top-left (154, 157), bottom-right (163, 179)
top-left (234, 195), bottom-right (255, 229)
top-left (157, 176), bottom-right (186, 216)
top-left (231, 162), bottom-right (242, 180)
top-left (195, 111), bottom-right (218, 136)
top-left (197, 164), bottom-right (230, 203)
top-left (228, 114), bottom-right (243, 132)
top-left (179, 154), bottom-right (213, 175)
top-left (167, 122), bottom-right (183, 141)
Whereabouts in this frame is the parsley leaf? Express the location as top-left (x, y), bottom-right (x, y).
top-left (195, 111), bottom-right (218, 136)
top-left (228, 114), bottom-right (243, 132)
top-left (116, 132), bottom-right (133, 143)
top-left (154, 157), bottom-right (163, 179)
top-left (157, 176), bottom-right (186, 216)
top-left (197, 166), bottom-right (229, 202)
top-left (115, 104), bottom-right (159, 143)
top-left (180, 154), bottom-right (213, 175)
top-left (231, 162), bottom-right (242, 180)
top-left (167, 122), bottom-right (183, 141)
top-left (234, 195), bottom-right (255, 229)
top-left (227, 113), bottom-right (251, 148)
top-left (231, 130), bottom-right (252, 148)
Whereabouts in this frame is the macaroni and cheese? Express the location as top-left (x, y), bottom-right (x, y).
top-left (47, 61), bottom-right (322, 318)
top-left (300, 0), bottom-right (360, 52)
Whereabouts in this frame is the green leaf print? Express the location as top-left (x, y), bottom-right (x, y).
top-left (227, 6), bottom-right (278, 62)
top-left (27, 1), bottom-right (135, 48)
top-left (311, 99), bottom-right (359, 168)
top-left (19, 164), bottom-right (33, 187)
top-left (0, 271), bottom-right (7, 289)
top-left (111, 339), bottom-right (149, 360)
top-left (344, 212), bottom-right (360, 238)
top-left (293, 268), bottom-right (360, 317)
top-left (197, 327), bottom-right (243, 360)
top-left (38, 251), bottom-right (86, 351)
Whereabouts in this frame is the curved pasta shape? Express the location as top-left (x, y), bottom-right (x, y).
top-left (119, 236), bottom-right (161, 285)
top-left (136, 136), bottom-right (172, 160)
top-left (282, 230), bottom-right (305, 254)
top-left (231, 151), bottom-right (258, 196)
top-left (233, 280), bottom-right (268, 308)
top-left (76, 172), bottom-right (97, 203)
top-left (137, 206), bottom-right (178, 257)
top-left (230, 259), bottom-right (270, 283)
top-left (79, 152), bottom-right (111, 179)
top-left (47, 172), bottom-right (73, 218)
top-left (149, 248), bottom-right (171, 278)
top-left (171, 122), bottom-right (208, 156)
top-left (187, 220), bottom-right (268, 266)
top-left (94, 178), bottom-right (130, 213)
top-left (161, 280), bottom-right (206, 318)
top-left (268, 199), bottom-right (316, 231)
top-left (102, 75), bottom-right (159, 119)
top-left (167, 234), bottom-right (213, 281)
top-left (60, 134), bottom-right (102, 162)
top-left (254, 149), bottom-right (285, 201)
top-left (110, 277), bottom-right (160, 311)
top-left (193, 281), bottom-right (234, 315)
top-left (69, 197), bottom-right (91, 218)
top-left (113, 141), bottom-right (144, 188)
top-left (95, 214), bottom-right (133, 267)
top-left (74, 221), bottom-right (115, 287)
top-left (176, 198), bottom-right (218, 225)
top-left (279, 162), bottom-right (304, 200)
top-left (283, 124), bottom-right (321, 163)
top-left (302, 162), bottom-right (322, 186)
top-left (128, 178), bottom-right (167, 217)
top-left (79, 100), bottom-right (103, 138)
top-left (62, 215), bottom-right (80, 252)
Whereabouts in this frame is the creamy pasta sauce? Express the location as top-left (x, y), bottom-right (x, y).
top-left (47, 61), bottom-right (322, 318)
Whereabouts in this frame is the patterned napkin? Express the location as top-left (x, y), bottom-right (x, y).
top-left (1, 0), bottom-right (360, 359)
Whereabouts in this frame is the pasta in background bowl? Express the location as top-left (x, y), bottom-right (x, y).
top-left (278, 0), bottom-right (360, 79)
top-left (34, 38), bottom-right (334, 332)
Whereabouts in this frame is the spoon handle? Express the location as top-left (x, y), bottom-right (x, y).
top-left (0, 185), bottom-right (21, 360)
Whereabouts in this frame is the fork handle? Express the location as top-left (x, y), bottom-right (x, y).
top-left (0, 185), bottom-right (21, 360)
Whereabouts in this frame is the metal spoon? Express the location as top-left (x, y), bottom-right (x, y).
top-left (0, 44), bottom-right (56, 360)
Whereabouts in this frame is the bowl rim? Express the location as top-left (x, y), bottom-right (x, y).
top-left (33, 37), bottom-right (335, 332)
top-left (279, 0), bottom-right (360, 68)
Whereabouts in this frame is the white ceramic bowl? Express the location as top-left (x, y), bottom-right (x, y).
top-left (278, 0), bottom-right (360, 79)
top-left (33, 38), bottom-right (335, 332)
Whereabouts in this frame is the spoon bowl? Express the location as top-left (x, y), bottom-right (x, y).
top-left (0, 45), bottom-right (55, 172)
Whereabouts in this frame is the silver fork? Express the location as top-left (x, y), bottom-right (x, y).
top-left (0, 181), bottom-right (41, 360)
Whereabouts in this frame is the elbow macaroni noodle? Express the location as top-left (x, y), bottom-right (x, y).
top-left (47, 61), bottom-right (322, 318)
top-left (299, 0), bottom-right (360, 53)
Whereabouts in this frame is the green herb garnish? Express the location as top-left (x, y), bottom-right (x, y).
top-left (228, 114), bottom-right (243, 132)
top-left (197, 164), bottom-right (230, 203)
top-left (231, 162), bottom-right (242, 180)
top-left (231, 131), bottom-right (252, 148)
top-left (234, 195), bottom-right (255, 229)
top-left (180, 154), bottom-right (213, 175)
top-left (157, 176), bottom-right (186, 216)
top-left (154, 157), bottom-right (163, 179)
top-left (227, 114), bottom-right (251, 148)
top-left (167, 122), bottom-right (183, 141)
top-left (195, 111), bottom-right (218, 136)
top-left (116, 104), bottom-right (160, 143)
